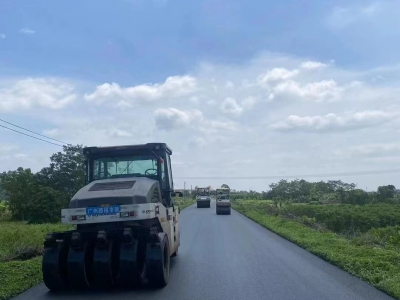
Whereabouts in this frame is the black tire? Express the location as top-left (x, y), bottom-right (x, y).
top-left (42, 239), bottom-right (69, 291)
top-left (146, 234), bottom-right (170, 288)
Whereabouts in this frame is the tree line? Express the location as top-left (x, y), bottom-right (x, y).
top-left (231, 179), bottom-right (399, 205)
top-left (0, 145), bottom-right (85, 223)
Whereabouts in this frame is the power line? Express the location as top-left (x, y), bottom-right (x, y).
top-left (0, 118), bottom-right (70, 145)
top-left (175, 168), bottom-right (400, 180)
top-left (0, 124), bottom-right (64, 147)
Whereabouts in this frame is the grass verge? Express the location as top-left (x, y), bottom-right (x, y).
top-left (0, 200), bottom-right (195, 300)
top-left (232, 202), bottom-right (400, 300)
top-left (0, 257), bottom-right (42, 300)
top-left (175, 198), bottom-right (196, 210)
top-left (0, 222), bottom-right (73, 262)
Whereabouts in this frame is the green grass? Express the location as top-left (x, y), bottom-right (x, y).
top-left (0, 222), bottom-right (73, 262)
top-left (232, 201), bottom-right (400, 300)
top-left (0, 199), bottom-right (195, 300)
top-left (175, 197), bottom-right (196, 210)
top-left (0, 257), bottom-right (42, 300)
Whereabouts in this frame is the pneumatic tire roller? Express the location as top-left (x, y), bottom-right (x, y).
top-left (42, 143), bottom-right (182, 291)
top-left (195, 187), bottom-right (211, 208)
top-left (196, 196), bottom-right (211, 208)
top-left (215, 187), bottom-right (231, 215)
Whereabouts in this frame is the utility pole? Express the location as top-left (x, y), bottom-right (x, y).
top-left (184, 181), bottom-right (186, 199)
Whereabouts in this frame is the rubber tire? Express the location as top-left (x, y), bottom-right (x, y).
top-left (146, 235), bottom-right (170, 288)
top-left (42, 240), bottom-right (69, 291)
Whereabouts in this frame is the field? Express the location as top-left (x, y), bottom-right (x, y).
top-left (0, 198), bottom-right (195, 300)
top-left (232, 200), bottom-right (400, 299)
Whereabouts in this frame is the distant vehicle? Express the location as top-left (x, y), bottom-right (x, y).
top-left (216, 187), bottom-right (231, 215)
top-left (196, 187), bottom-right (211, 208)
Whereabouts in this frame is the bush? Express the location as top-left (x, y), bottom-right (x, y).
top-left (27, 187), bottom-right (66, 224)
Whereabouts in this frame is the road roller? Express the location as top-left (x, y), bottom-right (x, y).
top-left (216, 187), bottom-right (231, 215)
top-left (42, 143), bottom-right (182, 291)
top-left (196, 187), bottom-right (211, 208)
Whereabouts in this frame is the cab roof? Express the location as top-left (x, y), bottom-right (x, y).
top-left (83, 143), bottom-right (172, 156)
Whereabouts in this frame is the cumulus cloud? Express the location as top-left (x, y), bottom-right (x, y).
top-left (85, 75), bottom-right (197, 105)
top-left (154, 108), bottom-right (203, 130)
top-left (272, 110), bottom-right (398, 132)
top-left (19, 28), bottom-right (36, 35)
top-left (300, 61), bottom-right (328, 69)
top-left (0, 144), bottom-right (28, 161)
top-left (3, 52), bottom-right (400, 191)
top-left (258, 68), bottom-right (299, 85)
top-left (256, 67), bottom-right (346, 102)
top-left (221, 97), bottom-right (243, 116)
top-left (0, 78), bottom-right (77, 112)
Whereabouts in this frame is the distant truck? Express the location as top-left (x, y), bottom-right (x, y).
top-left (216, 187), bottom-right (231, 215)
top-left (196, 187), bottom-right (211, 208)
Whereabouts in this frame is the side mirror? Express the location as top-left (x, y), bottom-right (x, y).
top-left (171, 191), bottom-right (183, 197)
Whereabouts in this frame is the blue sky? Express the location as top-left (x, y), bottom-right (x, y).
top-left (1, 0), bottom-right (400, 191)
top-left (2, 0), bottom-right (399, 82)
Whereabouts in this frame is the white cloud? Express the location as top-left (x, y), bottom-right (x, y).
top-left (221, 97), bottom-right (243, 116)
top-left (0, 34), bottom-right (5, 39)
top-left (19, 28), bottom-right (36, 35)
top-left (3, 52), bottom-right (400, 191)
top-left (256, 65), bottom-right (348, 102)
top-left (300, 61), bottom-right (328, 69)
top-left (272, 110), bottom-right (398, 132)
top-left (0, 78), bottom-right (77, 112)
top-left (258, 68), bottom-right (299, 85)
top-left (273, 79), bottom-right (343, 102)
top-left (84, 75), bottom-right (197, 105)
top-left (154, 108), bottom-right (203, 130)
top-left (241, 96), bottom-right (258, 110)
top-left (0, 144), bottom-right (28, 162)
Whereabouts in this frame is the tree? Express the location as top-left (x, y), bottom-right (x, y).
top-left (377, 185), bottom-right (396, 202)
top-left (28, 186), bottom-right (64, 224)
top-left (1, 167), bottom-right (37, 221)
top-left (221, 184), bottom-right (230, 189)
top-left (36, 144), bottom-right (86, 203)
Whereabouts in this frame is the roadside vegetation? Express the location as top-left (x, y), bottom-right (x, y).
top-left (175, 197), bottom-right (196, 210)
top-left (231, 178), bottom-right (400, 299)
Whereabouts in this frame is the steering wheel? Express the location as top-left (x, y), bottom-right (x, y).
top-left (145, 168), bottom-right (158, 176)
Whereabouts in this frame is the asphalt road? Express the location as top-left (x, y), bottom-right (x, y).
top-left (14, 201), bottom-right (395, 300)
